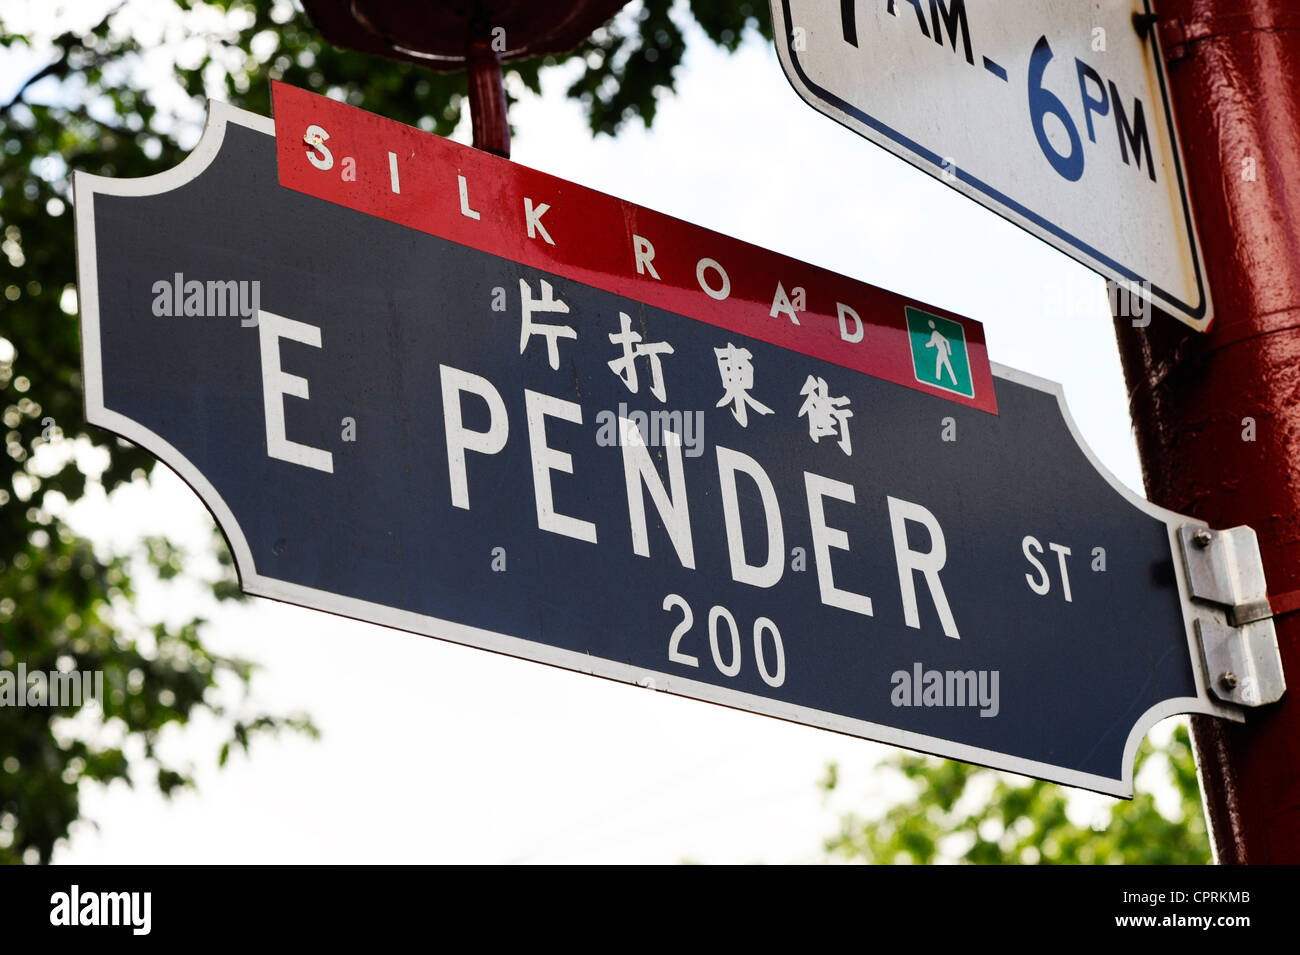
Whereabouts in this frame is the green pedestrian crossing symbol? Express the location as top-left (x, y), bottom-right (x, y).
top-left (906, 307), bottom-right (974, 398)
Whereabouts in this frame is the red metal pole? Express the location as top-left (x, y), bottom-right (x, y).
top-left (467, 35), bottom-right (510, 158)
top-left (1113, 0), bottom-right (1300, 862)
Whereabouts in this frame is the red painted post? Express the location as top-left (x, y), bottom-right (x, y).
top-left (467, 35), bottom-right (510, 158)
top-left (1112, 0), bottom-right (1300, 862)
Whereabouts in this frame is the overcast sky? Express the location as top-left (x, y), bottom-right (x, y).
top-left (9, 2), bottom-right (1183, 863)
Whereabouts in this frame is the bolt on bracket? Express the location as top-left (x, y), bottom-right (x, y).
top-left (1178, 524), bottom-right (1286, 708)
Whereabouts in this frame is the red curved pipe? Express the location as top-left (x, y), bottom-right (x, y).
top-left (1114, 0), bottom-right (1300, 863)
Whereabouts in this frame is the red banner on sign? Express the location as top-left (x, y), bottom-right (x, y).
top-left (271, 81), bottom-right (996, 413)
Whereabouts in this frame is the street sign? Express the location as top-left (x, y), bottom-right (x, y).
top-left (770, 0), bottom-right (1212, 330)
top-left (75, 85), bottom-right (1246, 797)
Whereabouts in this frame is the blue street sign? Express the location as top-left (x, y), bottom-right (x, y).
top-left (74, 96), bottom-right (1248, 797)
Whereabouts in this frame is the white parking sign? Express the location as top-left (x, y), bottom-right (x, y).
top-left (771, 0), bottom-right (1211, 329)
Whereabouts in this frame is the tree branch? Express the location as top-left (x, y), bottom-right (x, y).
top-left (0, 2), bottom-right (128, 118)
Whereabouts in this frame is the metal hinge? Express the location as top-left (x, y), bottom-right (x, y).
top-left (1178, 525), bottom-right (1286, 708)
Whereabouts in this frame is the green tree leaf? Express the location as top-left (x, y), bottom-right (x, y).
top-left (822, 725), bottom-right (1210, 865)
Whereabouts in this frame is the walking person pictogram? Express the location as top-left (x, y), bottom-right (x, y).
top-left (925, 320), bottom-right (957, 386)
top-left (905, 308), bottom-right (974, 398)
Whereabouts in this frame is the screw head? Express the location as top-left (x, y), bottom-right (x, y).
top-left (1193, 528), bottom-right (1214, 548)
top-left (1219, 671), bottom-right (1239, 690)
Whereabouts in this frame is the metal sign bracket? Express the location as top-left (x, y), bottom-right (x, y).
top-left (1178, 525), bottom-right (1287, 708)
